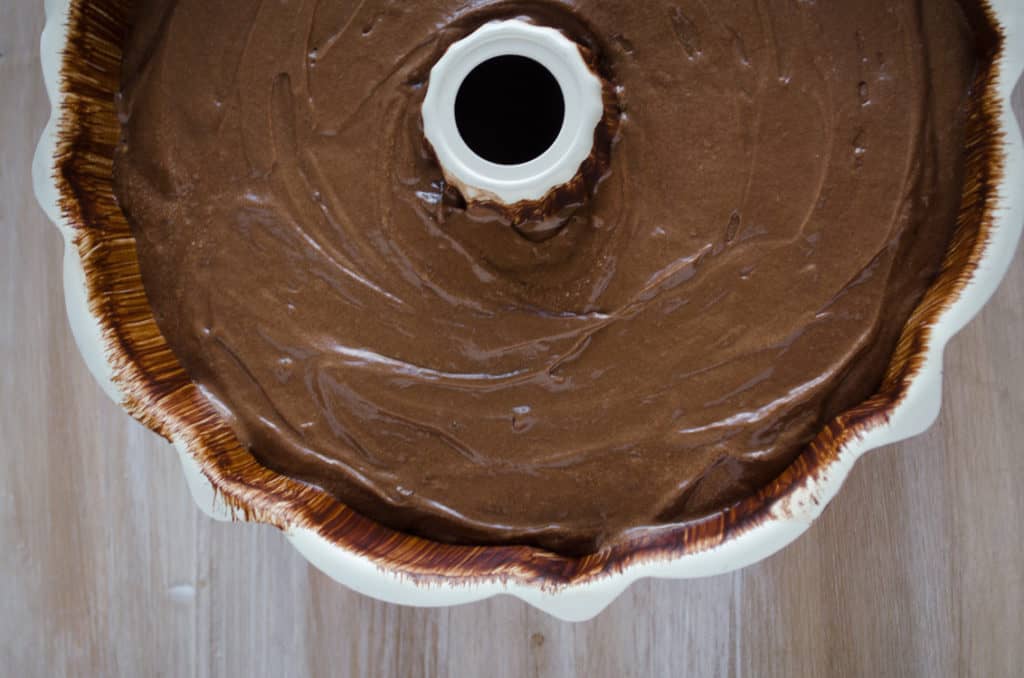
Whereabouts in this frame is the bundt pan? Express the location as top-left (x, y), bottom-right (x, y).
top-left (33, 0), bottom-right (1024, 621)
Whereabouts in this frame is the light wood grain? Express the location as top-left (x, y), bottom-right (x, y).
top-left (2, 2), bottom-right (1022, 676)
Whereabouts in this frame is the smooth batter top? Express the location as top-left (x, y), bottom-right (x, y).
top-left (114, 0), bottom-right (979, 554)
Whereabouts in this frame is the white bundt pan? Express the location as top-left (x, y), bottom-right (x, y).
top-left (33, 0), bottom-right (1024, 621)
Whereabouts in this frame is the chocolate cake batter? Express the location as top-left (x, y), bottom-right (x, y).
top-left (114, 0), bottom-right (981, 554)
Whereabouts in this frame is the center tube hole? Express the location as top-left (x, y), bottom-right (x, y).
top-left (455, 55), bottom-right (566, 166)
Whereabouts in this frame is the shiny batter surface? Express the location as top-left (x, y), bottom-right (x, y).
top-left (114, 0), bottom-right (978, 554)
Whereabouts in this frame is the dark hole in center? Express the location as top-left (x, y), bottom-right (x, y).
top-left (454, 55), bottom-right (565, 166)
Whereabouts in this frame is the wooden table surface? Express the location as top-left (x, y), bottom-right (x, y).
top-left (2, 2), bottom-right (1023, 676)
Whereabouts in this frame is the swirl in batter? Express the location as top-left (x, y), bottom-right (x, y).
top-left (115, 0), bottom-right (981, 554)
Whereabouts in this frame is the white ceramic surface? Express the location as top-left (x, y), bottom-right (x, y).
top-left (34, 0), bottom-right (1024, 622)
top-left (422, 19), bottom-right (605, 206)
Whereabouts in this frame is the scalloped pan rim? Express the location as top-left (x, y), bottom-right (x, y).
top-left (32, 0), bottom-right (1024, 621)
